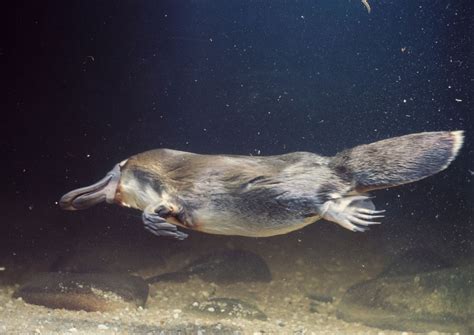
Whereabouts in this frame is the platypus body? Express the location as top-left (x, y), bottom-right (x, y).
top-left (60, 131), bottom-right (464, 240)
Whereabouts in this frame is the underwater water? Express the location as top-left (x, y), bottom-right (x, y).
top-left (2, 0), bottom-right (473, 334)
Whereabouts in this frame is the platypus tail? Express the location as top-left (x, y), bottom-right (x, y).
top-left (330, 131), bottom-right (464, 192)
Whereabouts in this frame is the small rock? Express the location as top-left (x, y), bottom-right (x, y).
top-left (188, 297), bottom-right (267, 321)
top-left (337, 265), bottom-right (474, 333)
top-left (172, 309), bottom-right (181, 319)
top-left (147, 249), bottom-right (272, 284)
top-left (13, 272), bottom-right (149, 312)
top-left (97, 324), bottom-right (108, 330)
top-left (307, 293), bottom-right (334, 303)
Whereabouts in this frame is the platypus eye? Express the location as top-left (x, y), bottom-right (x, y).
top-left (130, 168), bottom-right (163, 193)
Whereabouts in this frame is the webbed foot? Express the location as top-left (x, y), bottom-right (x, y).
top-left (142, 208), bottom-right (188, 240)
top-left (320, 195), bottom-right (385, 232)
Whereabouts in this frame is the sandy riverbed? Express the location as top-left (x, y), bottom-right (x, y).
top-left (0, 223), bottom-right (462, 335)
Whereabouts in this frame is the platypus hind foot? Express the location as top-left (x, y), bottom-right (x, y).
top-left (320, 195), bottom-right (385, 232)
top-left (142, 206), bottom-right (188, 240)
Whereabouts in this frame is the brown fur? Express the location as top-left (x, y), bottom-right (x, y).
top-left (61, 131), bottom-right (464, 236)
top-left (330, 131), bottom-right (464, 192)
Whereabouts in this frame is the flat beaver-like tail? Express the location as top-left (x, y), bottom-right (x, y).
top-left (330, 131), bottom-right (464, 192)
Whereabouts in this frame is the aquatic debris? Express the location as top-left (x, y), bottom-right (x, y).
top-left (336, 265), bottom-right (474, 333)
top-left (13, 272), bottom-right (149, 312)
top-left (188, 297), bottom-right (268, 321)
top-left (361, 0), bottom-right (371, 13)
top-left (146, 249), bottom-right (272, 284)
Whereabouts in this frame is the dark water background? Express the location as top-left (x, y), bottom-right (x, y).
top-left (2, 1), bottom-right (473, 260)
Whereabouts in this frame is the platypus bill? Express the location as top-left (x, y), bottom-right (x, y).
top-left (60, 131), bottom-right (464, 240)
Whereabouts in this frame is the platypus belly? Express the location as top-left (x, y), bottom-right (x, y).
top-left (189, 194), bottom-right (322, 237)
top-left (193, 211), bottom-right (320, 237)
top-left (59, 131), bottom-right (463, 240)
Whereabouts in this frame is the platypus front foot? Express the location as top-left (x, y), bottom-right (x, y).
top-left (320, 195), bottom-right (385, 232)
top-left (142, 210), bottom-right (188, 240)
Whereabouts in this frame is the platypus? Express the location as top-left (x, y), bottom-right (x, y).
top-left (60, 131), bottom-right (464, 240)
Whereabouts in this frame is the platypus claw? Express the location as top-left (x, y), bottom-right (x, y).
top-left (152, 203), bottom-right (173, 216)
top-left (144, 225), bottom-right (189, 240)
top-left (321, 195), bottom-right (385, 232)
top-left (142, 211), bottom-right (188, 240)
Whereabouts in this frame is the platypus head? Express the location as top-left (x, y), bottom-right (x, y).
top-left (59, 160), bottom-right (127, 210)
